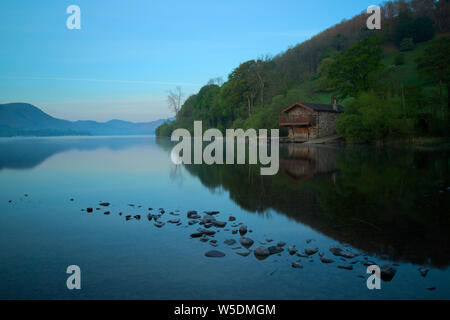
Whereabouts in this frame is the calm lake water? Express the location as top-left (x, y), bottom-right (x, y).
top-left (0, 136), bottom-right (449, 299)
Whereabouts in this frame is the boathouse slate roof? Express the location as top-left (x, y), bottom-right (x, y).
top-left (282, 102), bottom-right (344, 113)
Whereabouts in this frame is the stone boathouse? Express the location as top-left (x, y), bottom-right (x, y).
top-left (279, 100), bottom-right (343, 142)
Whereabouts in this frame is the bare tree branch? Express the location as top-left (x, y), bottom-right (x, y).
top-left (167, 86), bottom-right (184, 116)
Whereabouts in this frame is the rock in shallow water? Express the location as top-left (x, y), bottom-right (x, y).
top-left (236, 251), bottom-right (250, 257)
top-left (268, 246), bottom-right (284, 255)
top-left (305, 248), bottom-right (319, 256)
top-left (288, 245), bottom-right (297, 255)
top-left (338, 265), bottom-right (353, 270)
top-left (292, 262), bottom-right (303, 269)
top-left (204, 211), bottom-right (220, 215)
top-left (240, 237), bottom-right (254, 248)
top-left (380, 265), bottom-right (397, 281)
top-left (154, 221), bottom-right (165, 228)
top-left (187, 210), bottom-right (201, 219)
top-left (205, 250), bottom-right (225, 258)
top-left (224, 239), bottom-right (237, 246)
top-left (277, 241), bottom-right (286, 247)
top-left (418, 267), bottom-right (429, 277)
top-left (212, 220), bottom-right (227, 228)
top-left (321, 257), bottom-right (335, 264)
top-left (197, 228), bottom-right (216, 236)
top-left (254, 246), bottom-right (270, 258)
top-left (329, 246), bottom-right (358, 259)
top-left (239, 225), bottom-right (248, 236)
top-left (190, 232), bottom-right (203, 238)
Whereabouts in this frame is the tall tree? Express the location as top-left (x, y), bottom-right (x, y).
top-left (327, 36), bottom-right (383, 99)
top-left (416, 35), bottom-right (450, 119)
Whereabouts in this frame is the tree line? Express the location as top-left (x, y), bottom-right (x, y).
top-left (156, 0), bottom-right (450, 142)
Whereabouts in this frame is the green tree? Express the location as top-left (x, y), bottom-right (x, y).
top-left (327, 36), bottom-right (383, 99)
top-left (394, 10), bottom-right (414, 46)
top-left (400, 37), bottom-right (415, 51)
top-left (412, 16), bottom-right (435, 43)
top-left (416, 35), bottom-right (450, 120)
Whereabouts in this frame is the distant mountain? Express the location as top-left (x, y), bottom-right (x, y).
top-left (0, 103), bottom-right (173, 137)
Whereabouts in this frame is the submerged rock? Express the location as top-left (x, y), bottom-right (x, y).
top-left (204, 211), bottom-right (220, 215)
top-left (380, 265), bottom-right (397, 281)
top-left (86, 208), bottom-right (93, 213)
top-left (203, 215), bottom-right (216, 224)
top-left (329, 246), bottom-right (358, 259)
top-left (205, 250), bottom-right (225, 258)
top-left (99, 202), bottom-right (110, 207)
top-left (239, 225), bottom-right (248, 236)
top-left (292, 262), bottom-right (303, 269)
top-left (147, 214), bottom-right (153, 221)
top-left (224, 239), bottom-right (237, 246)
top-left (304, 248), bottom-right (319, 256)
top-left (190, 233), bottom-right (203, 238)
top-left (229, 216), bottom-right (236, 221)
top-left (338, 265), bottom-right (353, 270)
top-left (187, 210), bottom-right (200, 219)
top-left (288, 246), bottom-right (297, 255)
top-left (321, 257), bottom-right (335, 264)
top-left (363, 261), bottom-right (377, 267)
top-left (277, 241), bottom-right (286, 247)
top-left (240, 237), bottom-right (254, 248)
top-left (125, 215), bottom-right (132, 220)
top-left (236, 251), bottom-right (250, 257)
top-left (197, 228), bottom-right (216, 236)
top-left (254, 246), bottom-right (270, 259)
top-left (104, 211), bottom-right (110, 215)
top-left (168, 218), bottom-right (180, 224)
top-left (212, 220), bottom-right (227, 228)
top-left (418, 267), bottom-right (429, 277)
top-left (154, 221), bottom-right (165, 228)
top-left (134, 215), bottom-right (141, 220)
top-left (268, 246), bottom-right (284, 255)
top-left (188, 220), bottom-right (198, 225)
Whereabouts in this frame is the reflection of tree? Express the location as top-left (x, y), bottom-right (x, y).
top-left (317, 147), bottom-right (450, 267)
top-left (157, 140), bottom-right (450, 268)
top-left (169, 163), bottom-right (184, 187)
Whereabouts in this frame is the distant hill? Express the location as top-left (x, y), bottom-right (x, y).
top-left (0, 103), bottom-right (172, 137)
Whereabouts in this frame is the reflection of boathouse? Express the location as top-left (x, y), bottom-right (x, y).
top-left (280, 144), bottom-right (338, 183)
top-left (279, 100), bottom-right (343, 142)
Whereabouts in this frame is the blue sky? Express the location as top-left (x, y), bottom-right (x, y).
top-left (0, 0), bottom-right (376, 122)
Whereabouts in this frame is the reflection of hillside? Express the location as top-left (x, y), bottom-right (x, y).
top-left (172, 143), bottom-right (450, 268)
top-left (0, 137), bottom-right (154, 170)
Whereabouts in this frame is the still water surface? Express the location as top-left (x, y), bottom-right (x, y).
top-left (0, 136), bottom-right (449, 299)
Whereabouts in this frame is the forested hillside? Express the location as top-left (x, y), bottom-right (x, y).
top-left (156, 0), bottom-right (450, 142)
